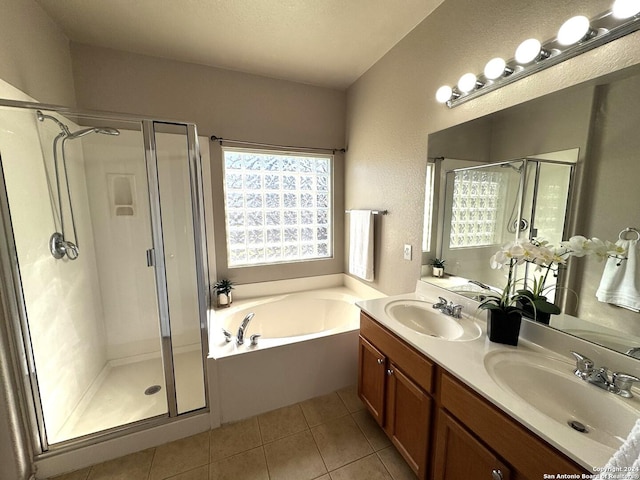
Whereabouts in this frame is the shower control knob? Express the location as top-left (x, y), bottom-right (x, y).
top-left (491, 469), bottom-right (504, 480)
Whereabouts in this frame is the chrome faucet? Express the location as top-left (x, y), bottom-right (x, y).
top-left (570, 351), bottom-right (640, 398)
top-left (432, 297), bottom-right (463, 319)
top-left (468, 280), bottom-right (492, 290)
top-left (236, 313), bottom-right (255, 345)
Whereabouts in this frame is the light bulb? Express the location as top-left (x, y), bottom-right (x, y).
top-left (457, 73), bottom-right (478, 93)
top-left (484, 57), bottom-right (507, 80)
top-left (435, 85), bottom-right (453, 103)
top-left (612, 0), bottom-right (640, 18)
top-left (557, 16), bottom-right (592, 45)
top-left (515, 38), bottom-right (542, 64)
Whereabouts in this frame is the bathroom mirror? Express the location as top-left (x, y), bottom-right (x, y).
top-left (424, 63), bottom-right (640, 358)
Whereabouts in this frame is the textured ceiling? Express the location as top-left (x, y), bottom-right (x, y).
top-left (35, 0), bottom-right (444, 89)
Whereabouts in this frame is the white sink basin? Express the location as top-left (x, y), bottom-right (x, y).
top-left (485, 350), bottom-right (640, 450)
top-left (384, 300), bottom-right (481, 341)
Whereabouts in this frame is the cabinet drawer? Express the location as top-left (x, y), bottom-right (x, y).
top-left (440, 373), bottom-right (587, 479)
top-left (360, 312), bottom-right (434, 393)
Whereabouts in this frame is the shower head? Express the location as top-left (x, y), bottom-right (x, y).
top-left (66, 126), bottom-right (120, 139)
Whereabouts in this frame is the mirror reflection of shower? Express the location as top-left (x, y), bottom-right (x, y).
top-left (36, 110), bottom-right (120, 260)
top-left (500, 162), bottom-right (529, 234)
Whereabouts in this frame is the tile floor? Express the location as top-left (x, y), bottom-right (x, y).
top-left (51, 386), bottom-right (416, 480)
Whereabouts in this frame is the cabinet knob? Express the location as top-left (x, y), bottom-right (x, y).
top-left (386, 369), bottom-right (394, 376)
top-left (377, 358), bottom-right (384, 365)
top-left (491, 469), bottom-right (503, 480)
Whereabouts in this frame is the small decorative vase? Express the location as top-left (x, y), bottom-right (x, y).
top-left (487, 309), bottom-right (522, 346)
top-left (216, 292), bottom-right (232, 308)
top-left (432, 267), bottom-right (444, 278)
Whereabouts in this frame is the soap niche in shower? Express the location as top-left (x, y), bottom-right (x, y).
top-left (108, 173), bottom-right (136, 217)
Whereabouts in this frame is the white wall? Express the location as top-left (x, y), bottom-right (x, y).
top-left (345, 0), bottom-right (640, 295)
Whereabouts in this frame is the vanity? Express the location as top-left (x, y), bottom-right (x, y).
top-left (357, 282), bottom-right (640, 480)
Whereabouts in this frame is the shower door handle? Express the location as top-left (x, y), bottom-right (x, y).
top-left (146, 248), bottom-right (155, 267)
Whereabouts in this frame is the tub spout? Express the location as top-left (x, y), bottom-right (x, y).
top-left (237, 313), bottom-right (255, 345)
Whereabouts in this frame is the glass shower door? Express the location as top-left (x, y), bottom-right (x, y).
top-left (146, 121), bottom-right (207, 415)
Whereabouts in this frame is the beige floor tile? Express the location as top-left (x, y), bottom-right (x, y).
top-left (209, 446), bottom-right (269, 480)
top-left (352, 410), bottom-right (391, 451)
top-left (313, 476), bottom-right (331, 480)
top-left (329, 454), bottom-right (393, 480)
top-left (165, 465), bottom-right (209, 480)
top-left (336, 385), bottom-right (365, 413)
top-left (52, 468), bottom-right (91, 480)
top-left (258, 404), bottom-right (309, 443)
top-left (87, 448), bottom-right (154, 480)
top-left (149, 432), bottom-right (209, 480)
top-left (210, 417), bottom-right (262, 462)
top-left (311, 415), bottom-right (373, 471)
top-left (263, 430), bottom-right (327, 480)
top-left (300, 393), bottom-right (349, 427)
top-left (377, 446), bottom-right (417, 480)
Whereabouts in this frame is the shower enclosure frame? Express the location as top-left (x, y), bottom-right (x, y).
top-left (0, 98), bottom-right (211, 459)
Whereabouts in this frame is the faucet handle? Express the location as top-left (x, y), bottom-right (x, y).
top-left (250, 334), bottom-right (261, 346)
top-left (451, 304), bottom-right (463, 318)
top-left (570, 351), bottom-right (594, 379)
top-left (612, 372), bottom-right (640, 398)
top-left (222, 328), bottom-right (233, 343)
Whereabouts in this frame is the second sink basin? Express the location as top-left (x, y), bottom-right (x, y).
top-left (384, 300), bottom-right (481, 341)
top-left (485, 350), bottom-right (640, 450)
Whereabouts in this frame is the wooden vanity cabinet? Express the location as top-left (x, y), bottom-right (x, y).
top-left (358, 312), bottom-right (589, 480)
top-left (358, 313), bottom-right (434, 479)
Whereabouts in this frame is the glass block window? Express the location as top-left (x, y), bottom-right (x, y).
top-left (223, 148), bottom-right (333, 267)
top-left (449, 169), bottom-right (506, 248)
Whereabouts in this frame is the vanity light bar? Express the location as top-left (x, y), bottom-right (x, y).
top-left (436, 1), bottom-right (640, 108)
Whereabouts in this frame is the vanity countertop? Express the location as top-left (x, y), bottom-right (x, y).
top-left (356, 285), bottom-right (640, 473)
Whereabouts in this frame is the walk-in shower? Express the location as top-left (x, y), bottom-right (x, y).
top-left (0, 101), bottom-right (210, 461)
top-left (37, 110), bottom-right (120, 261)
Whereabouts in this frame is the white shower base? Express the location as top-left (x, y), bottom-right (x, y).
top-left (53, 349), bottom-right (205, 444)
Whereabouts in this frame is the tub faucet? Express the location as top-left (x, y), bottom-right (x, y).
top-left (236, 313), bottom-right (255, 345)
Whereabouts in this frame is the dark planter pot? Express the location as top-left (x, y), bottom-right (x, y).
top-left (487, 309), bottom-right (522, 346)
top-left (516, 300), bottom-right (552, 325)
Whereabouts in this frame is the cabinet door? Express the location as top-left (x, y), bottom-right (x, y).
top-left (358, 336), bottom-right (386, 425)
top-left (433, 411), bottom-right (511, 480)
top-left (386, 363), bottom-right (431, 479)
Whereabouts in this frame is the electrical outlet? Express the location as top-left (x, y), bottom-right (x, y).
top-left (403, 244), bottom-right (412, 260)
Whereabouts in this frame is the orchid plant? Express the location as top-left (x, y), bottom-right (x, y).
top-left (480, 235), bottom-right (627, 316)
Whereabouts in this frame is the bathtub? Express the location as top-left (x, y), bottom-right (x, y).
top-left (206, 277), bottom-right (383, 425)
top-left (212, 289), bottom-right (361, 350)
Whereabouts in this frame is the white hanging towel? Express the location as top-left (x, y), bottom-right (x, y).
top-left (348, 210), bottom-right (374, 281)
top-left (596, 238), bottom-right (640, 312)
top-left (595, 419), bottom-right (640, 479)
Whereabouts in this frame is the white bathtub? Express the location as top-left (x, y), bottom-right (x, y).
top-left (206, 278), bottom-right (383, 425)
top-left (212, 289), bottom-right (361, 350)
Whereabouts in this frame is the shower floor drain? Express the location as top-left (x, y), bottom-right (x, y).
top-left (144, 385), bottom-right (162, 396)
top-left (568, 420), bottom-right (588, 433)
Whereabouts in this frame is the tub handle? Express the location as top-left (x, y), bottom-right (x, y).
top-left (250, 334), bottom-right (261, 346)
top-left (222, 328), bottom-right (232, 343)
